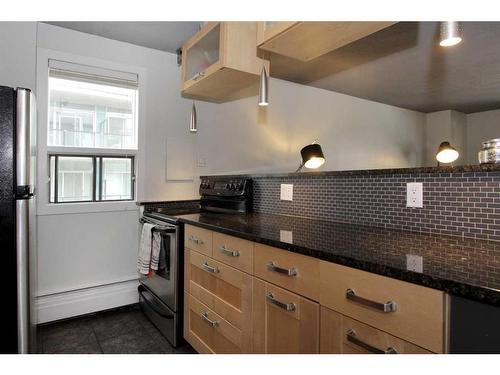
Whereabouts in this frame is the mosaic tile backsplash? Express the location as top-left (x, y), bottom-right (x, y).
top-left (249, 169), bottom-right (500, 242)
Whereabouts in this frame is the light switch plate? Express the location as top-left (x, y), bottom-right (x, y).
top-left (197, 157), bottom-right (207, 167)
top-left (406, 254), bottom-right (423, 273)
top-left (406, 182), bottom-right (423, 208)
top-left (280, 184), bottom-right (293, 201)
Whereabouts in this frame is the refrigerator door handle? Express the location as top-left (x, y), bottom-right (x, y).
top-left (15, 88), bottom-right (32, 354)
top-left (15, 199), bottom-right (30, 354)
top-left (16, 88), bottom-right (31, 190)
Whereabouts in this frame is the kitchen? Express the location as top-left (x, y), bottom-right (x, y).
top-left (1, 1), bottom-right (500, 372)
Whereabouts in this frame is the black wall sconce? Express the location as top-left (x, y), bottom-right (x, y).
top-left (295, 142), bottom-right (325, 172)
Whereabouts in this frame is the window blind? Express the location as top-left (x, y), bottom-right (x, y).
top-left (48, 59), bottom-right (138, 89)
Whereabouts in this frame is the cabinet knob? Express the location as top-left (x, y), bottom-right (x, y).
top-left (193, 71), bottom-right (206, 81)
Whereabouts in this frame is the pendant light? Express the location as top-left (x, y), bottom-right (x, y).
top-left (189, 101), bottom-right (197, 133)
top-left (436, 141), bottom-right (459, 165)
top-left (258, 65), bottom-right (269, 107)
top-left (439, 21), bottom-right (463, 47)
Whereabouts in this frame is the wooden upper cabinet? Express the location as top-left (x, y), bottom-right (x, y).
top-left (257, 21), bottom-right (397, 61)
top-left (253, 279), bottom-right (319, 354)
top-left (181, 22), bottom-right (269, 103)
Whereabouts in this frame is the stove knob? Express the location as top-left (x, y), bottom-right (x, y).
top-left (236, 183), bottom-right (243, 190)
top-left (225, 183), bottom-right (231, 189)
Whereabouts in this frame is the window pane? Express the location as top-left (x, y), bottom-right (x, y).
top-left (57, 157), bottom-right (94, 202)
top-left (48, 76), bottom-right (138, 150)
top-left (101, 158), bottom-right (133, 201)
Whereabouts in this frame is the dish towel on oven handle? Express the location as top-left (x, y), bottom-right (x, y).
top-left (138, 223), bottom-right (162, 275)
top-left (150, 231), bottom-right (162, 271)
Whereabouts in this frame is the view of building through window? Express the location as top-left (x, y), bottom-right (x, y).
top-left (48, 77), bottom-right (137, 149)
top-left (49, 155), bottom-right (134, 203)
top-left (47, 70), bottom-right (138, 203)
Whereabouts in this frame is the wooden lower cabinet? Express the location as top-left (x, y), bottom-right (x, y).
top-left (181, 227), bottom-right (446, 354)
top-left (320, 307), bottom-right (432, 354)
top-left (253, 278), bottom-right (320, 353)
top-left (184, 292), bottom-right (245, 353)
top-left (184, 248), bottom-right (253, 353)
top-left (320, 261), bottom-right (445, 353)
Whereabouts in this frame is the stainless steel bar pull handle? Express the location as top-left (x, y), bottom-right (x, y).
top-left (219, 245), bottom-right (240, 257)
top-left (202, 261), bottom-right (219, 274)
top-left (266, 293), bottom-right (296, 312)
top-left (201, 312), bottom-right (218, 327)
top-left (189, 235), bottom-right (203, 245)
top-left (345, 289), bottom-right (397, 313)
top-left (346, 329), bottom-right (398, 354)
top-left (266, 261), bottom-right (297, 276)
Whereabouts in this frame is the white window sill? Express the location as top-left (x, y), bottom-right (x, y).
top-left (37, 200), bottom-right (139, 216)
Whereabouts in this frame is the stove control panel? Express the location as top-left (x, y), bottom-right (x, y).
top-left (199, 177), bottom-right (251, 197)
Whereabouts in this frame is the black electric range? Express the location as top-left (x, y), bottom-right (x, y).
top-left (138, 177), bottom-right (252, 347)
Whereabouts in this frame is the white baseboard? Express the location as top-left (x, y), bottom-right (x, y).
top-left (36, 279), bottom-right (140, 324)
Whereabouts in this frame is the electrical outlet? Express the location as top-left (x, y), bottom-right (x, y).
top-left (280, 230), bottom-right (293, 244)
top-left (406, 254), bottom-right (423, 273)
top-left (406, 182), bottom-right (423, 208)
top-left (280, 184), bottom-right (293, 201)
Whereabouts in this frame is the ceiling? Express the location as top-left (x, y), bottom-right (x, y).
top-left (270, 22), bottom-right (500, 114)
top-left (46, 21), bottom-right (500, 114)
top-left (45, 21), bottom-right (201, 53)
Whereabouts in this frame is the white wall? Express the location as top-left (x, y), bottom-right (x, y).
top-left (34, 23), bottom-right (201, 321)
top-left (466, 109), bottom-right (500, 164)
top-left (37, 210), bottom-right (139, 296)
top-left (424, 110), bottom-right (467, 166)
top-left (194, 78), bottom-right (426, 176)
top-left (0, 22), bottom-right (37, 89)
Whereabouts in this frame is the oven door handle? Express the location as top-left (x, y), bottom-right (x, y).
top-left (138, 286), bottom-right (174, 319)
top-left (139, 217), bottom-right (176, 233)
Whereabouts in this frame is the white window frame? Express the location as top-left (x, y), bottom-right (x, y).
top-left (37, 48), bottom-right (147, 215)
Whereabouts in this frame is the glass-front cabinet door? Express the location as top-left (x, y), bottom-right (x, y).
top-left (182, 23), bottom-right (222, 89)
top-left (257, 22), bottom-right (297, 46)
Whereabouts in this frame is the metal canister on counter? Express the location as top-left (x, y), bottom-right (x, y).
top-left (478, 138), bottom-right (500, 164)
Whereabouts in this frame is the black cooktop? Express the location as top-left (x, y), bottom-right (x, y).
top-left (144, 207), bottom-right (202, 224)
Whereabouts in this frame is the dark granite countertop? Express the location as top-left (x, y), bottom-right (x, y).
top-left (137, 199), bottom-right (200, 206)
top-left (176, 212), bottom-right (500, 306)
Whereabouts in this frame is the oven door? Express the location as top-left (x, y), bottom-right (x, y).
top-left (139, 218), bottom-right (179, 313)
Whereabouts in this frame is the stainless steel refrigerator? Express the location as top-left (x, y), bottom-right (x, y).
top-left (0, 86), bottom-right (37, 354)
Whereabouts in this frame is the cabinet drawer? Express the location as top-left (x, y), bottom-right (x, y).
top-left (320, 307), bottom-right (432, 354)
top-left (341, 315), bottom-right (431, 354)
top-left (254, 244), bottom-right (320, 300)
top-left (253, 279), bottom-right (319, 353)
top-left (185, 225), bottom-right (213, 256)
top-left (212, 232), bottom-right (254, 274)
top-left (185, 249), bottom-right (253, 342)
top-left (184, 292), bottom-right (243, 354)
top-left (320, 261), bottom-right (445, 353)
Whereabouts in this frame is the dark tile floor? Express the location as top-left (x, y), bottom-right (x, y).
top-left (37, 304), bottom-right (196, 354)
